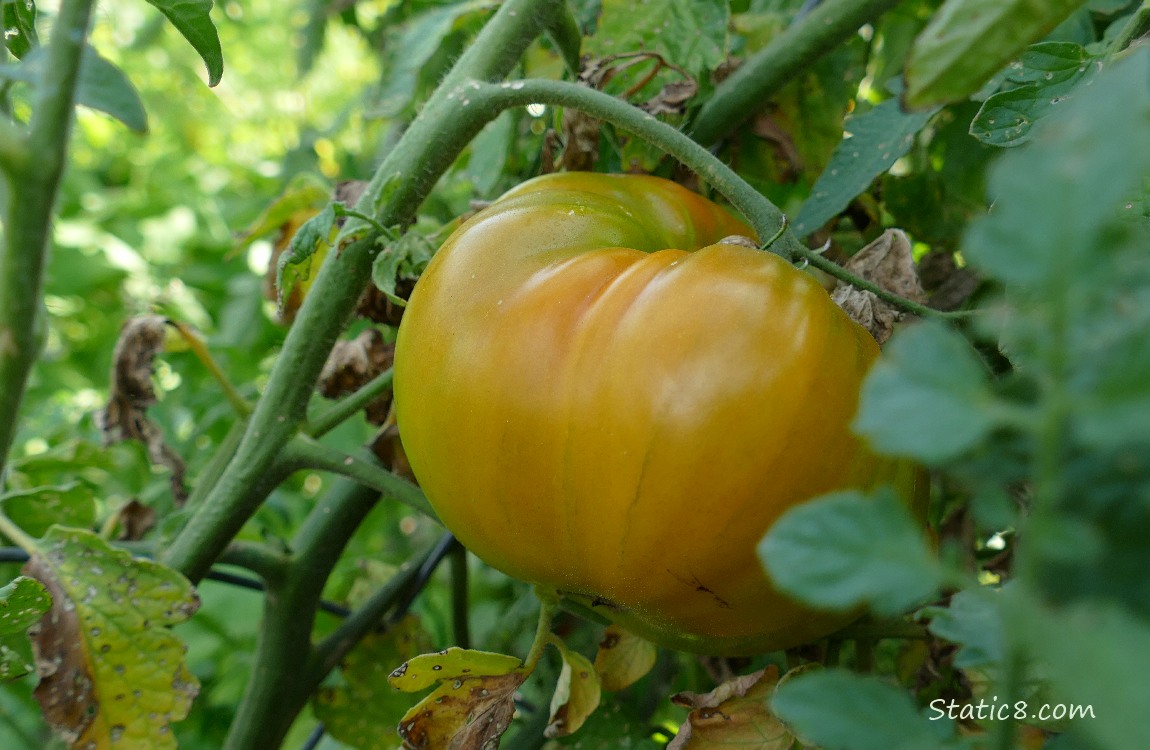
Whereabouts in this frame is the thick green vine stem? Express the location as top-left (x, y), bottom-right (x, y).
top-left (0, 0), bottom-right (95, 483)
top-left (689, 0), bottom-right (904, 146)
top-left (160, 0), bottom-right (572, 583)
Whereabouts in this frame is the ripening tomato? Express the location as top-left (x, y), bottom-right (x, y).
top-left (394, 172), bottom-right (922, 656)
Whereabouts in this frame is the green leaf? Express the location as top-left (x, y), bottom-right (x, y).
top-left (0, 45), bottom-right (147, 132)
top-left (793, 99), bottom-right (938, 237)
top-left (388, 646), bottom-right (522, 693)
top-left (970, 42), bottom-right (1101, 147)
top-left (371, 231), bottom-right (433, 308)
top-left (23, 526), bottom-right (200, 747)
top-left (771, 669), bottom-right (958, 750)
top-left (465, 110), bottom-right (514, 197)
top-left (77, 46), bottom-right (149, 133)
top-left (314, 615), bottom-right (432, 750)
top-left (1, 0), bottom-right (38, 58)
top-left (275, 203), bottom-right (337, 315)
top-left (904, 0), bottom-right (1090, 108)
top-left (925, 587), bottom-right (1005, 669)
top-left (853, 320), bottom-right (999, 463)
top-left (235, 172), bottom-right (331, 249)
top-left (0, 576), bottom-right (51, 681)
top-left (963, 46), bottom-right (1150, 287)
top-left (758, 489), bottom-right (942, 617)
top-left (1018, 598), bottom-right (1150, 748)
top-left (588, 0), bottom-right (728, 77)
top-left (144, 0), bottom-right (223, 87)
top-left (0, 482), bottom-right (96, 538)
top-left (374, 1), bottom-right (490, 118)
top-left (546, 641), bottom-right (601, 738)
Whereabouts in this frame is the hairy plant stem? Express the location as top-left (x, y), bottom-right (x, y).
top-left (467, 78), bottom-right (805, 260)
top-left (689, 0), bottom-right (904, 146)
top-left (160, 0), bottom-right (569, 585)
top-left (0, 0), bottom-right (94, 484)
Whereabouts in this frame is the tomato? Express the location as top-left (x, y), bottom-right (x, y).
top-left (394, 172), bottom-right (921, 656)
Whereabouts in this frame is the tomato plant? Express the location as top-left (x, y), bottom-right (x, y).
top-left (395, 171), bottom-right (923, 655)
top-left (2, 0), bottom-right (1150, 749)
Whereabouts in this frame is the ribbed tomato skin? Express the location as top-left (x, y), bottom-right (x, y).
top-left (394, 172), bottom-right (920, 655)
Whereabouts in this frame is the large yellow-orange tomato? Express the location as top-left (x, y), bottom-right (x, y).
top-left (394, 172), bottom-right (920, 655)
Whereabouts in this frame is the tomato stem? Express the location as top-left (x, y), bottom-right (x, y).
top-left (524, 588), bottom-right (563, 671)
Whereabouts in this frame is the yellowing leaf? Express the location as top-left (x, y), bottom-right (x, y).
top-left (388, 646), bottom-right (522, 693)
top-left (546, 642), bottom-right (601, 738)
top-left (22, 527), bottom-right (200, 749)
top-left (668, 666), bottom-right (794, 750)
top-left (593, 624), bottom-right (657, 692)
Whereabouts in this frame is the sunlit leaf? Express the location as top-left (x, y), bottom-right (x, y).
top-left (144, 0), bottom-right (223, 86)
top-left (759, 489), bottom-right (942, 616)
top-left (771, 669), bottom-right (959, 750)
top-left (904, 0), bottom-right (1090, 108)
top-left (854, 319), bottom-right (999, 464)
top-left (0, 576), bottom-right (51, 681)
top-left (669, 666), bottom-right (793, 750)
top-left (593, 624), bottom-right (657, 692)
top-left (388, 646), bottom-right (522, 693)
top-left (546, 641), bottom-right (601, 738)
top-left (22, 527), bottom-right (200, 748)
top-left (794, 99), bottom-right (938, 237)
top-left (314, 615), bottom-right (432, 750)
top-left (587, 0), bottom-right (728, 80)
top-left (1, 0), bottom-right (38, 58)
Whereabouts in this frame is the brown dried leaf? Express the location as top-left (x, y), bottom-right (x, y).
top-left (96, 316), bottom-right (188, 505)
top-left (317, 328), bottom-right (395, 425)
top-left (593, 624), bottom-right (657, 692)
top-left (668, 666), bottom-right (794, 750)
top-left (396, 671), bottom-right (525, 750)
top-left (831, 229), bottom-right (926, 344)
top-left (643, 78), bottom-right (698, 116)
top-left (114, 499), bottom-right (157, 541)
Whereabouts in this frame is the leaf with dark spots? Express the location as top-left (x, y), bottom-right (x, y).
top-left (22, 527), bottom-right (200, 748)
top-left (96, 316), bottom-right (188, 505)
top-left (396, 671), bottom-right (525, 749)
top-left (669, 666), bottom-right (794, 749)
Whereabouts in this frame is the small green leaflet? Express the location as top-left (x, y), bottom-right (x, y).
top-left (904, 0), bottom-right (1090, 108)
top-left (276, 203), bottom-right (338, 316)
top-left (23, 527), bottom-right (200, 748)
top-left (853, 319), bottom-right (999, 464)
top-left (970, 42), bottom-right (1101, 147)
top-left (793, 99), bottom-right (939, 238)
top-left (144, 0), bottom-right (223, 86)
top-left (0, 576), bottom-right (51, 681)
